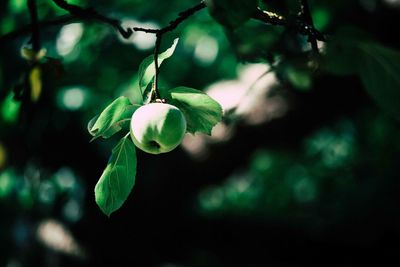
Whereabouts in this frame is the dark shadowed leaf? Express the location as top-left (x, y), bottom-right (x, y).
top-left (323, 27), bottom-right (400, 120)
top-left (88, 96), bottom-right (140, 140)
top-left (322, 27), bottom-right (370, 76)
top-left (95, 135), bottom-right (136, 216)
top-left (359, 43), bottom-right (400, 119)
top-left (205, 0), bottom-right (258, 28)
top-left (163, 87), bottom-right (223, 135)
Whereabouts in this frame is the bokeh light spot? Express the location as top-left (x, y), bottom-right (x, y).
top-left (36, 219), bottom-right (85, 258)
top-left (57, 87), bottom-right (87, 111)
top-left (10, 0), bottom-right (25, 13)
top-left (56, 23), bottom-right (84, 56)
top-left (38, 181), bottom-right (56, 204)
top-left (293, 177), bottom-right (317, 203)
top-left (0, 169), bottom-right (15, 198)
top-left (63, 199), bottom-right (82, 222)
top-left (54, 167), bottom-right (77, 191)
top-left (199, 187), bottom-right (224, 211)
top-left (194, 36), bottom-right (219, 66)
top-left (1, 92), bottom-right (21, 123)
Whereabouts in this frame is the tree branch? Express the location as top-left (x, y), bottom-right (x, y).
top-left (51, 0), bottom-right (132, 38)
top-left (28, 0), bottom-right (40, 52)
top-left (159, 1), bottom-right (206, 34)
top-left (0, 1), bottom-right (206, 45)
top-left (252, 8), bottom-right (325, 42)
top-left (0, 1), bottom-right (133, 44)
top-left (133, 1), bottom-right (206, 102)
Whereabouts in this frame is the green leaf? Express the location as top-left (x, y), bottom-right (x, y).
top-left (87, 115), bottom-right (99, 134)
top-left (358, 43), bottom-right (400, 119)
top-left (95, 135), bottom-right (137, 216)
top-left (285, 66), bottom-right (312, 91)
top-left (162, 87), bottom-right (223, 135)
top-left (138, 38), bottom-right (179, 99)
top-left (88, 96), bottom-right (140, 140)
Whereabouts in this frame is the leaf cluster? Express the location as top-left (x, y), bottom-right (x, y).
top-left (87, 39), bottom-right (223, 216)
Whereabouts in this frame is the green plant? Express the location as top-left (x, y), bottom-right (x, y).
top-left (1, 0), bottom-right (399, 218)
top-left (87, 38), bottom-right (222, 216)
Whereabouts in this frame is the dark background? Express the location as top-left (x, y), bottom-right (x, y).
top-left (1, 0), bottom-right (400, 266)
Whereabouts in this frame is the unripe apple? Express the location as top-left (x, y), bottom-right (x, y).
top-left (130, 103), bottom-right (187, 154)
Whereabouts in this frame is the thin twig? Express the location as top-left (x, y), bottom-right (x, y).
top-left (159, 1), bottom-right (206, 34)
top-left (28, 0), bottom-right (40, 52)
top-left (252, 8), bottom-right (287, 26)
top-left (133, 1), bottom-right (206, 34)
top-left (132, 27), bottom-right (158, 34)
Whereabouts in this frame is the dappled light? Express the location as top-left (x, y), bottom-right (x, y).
top-left (57, 87), bottom-right (88, 111)
top-left (36, 219), bottom-right (85, 258)
top-left (181, 63), bottom-right (288, 159)
top-left (56, 23), bottom-right (84, 57)
top-left (181, 122), bottom-right (234, 160)
top-left (206, 63), bottom-right (288, 125)
top-left (194, 35), bottom-right (219, 66)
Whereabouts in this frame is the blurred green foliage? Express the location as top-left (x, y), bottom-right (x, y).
top-left (198, 113), bottom-right (400, 221)
top-left (1, 0), bottom-right (400, 266)
top-left (0, 165), bottom-right (84, 220)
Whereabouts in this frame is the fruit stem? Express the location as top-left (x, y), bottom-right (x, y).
top-left (150, 33), bottom-right (162, 102)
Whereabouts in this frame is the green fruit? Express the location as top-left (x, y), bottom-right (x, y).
top-left (130, 103), bottom-right (187, 154)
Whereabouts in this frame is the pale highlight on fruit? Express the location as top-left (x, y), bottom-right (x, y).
top-left (130, 103), bottom-right (187, 154)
